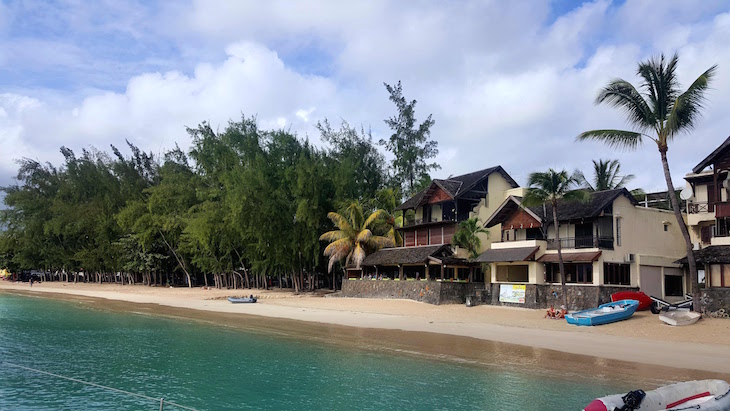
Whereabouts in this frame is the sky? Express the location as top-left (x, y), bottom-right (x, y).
top-left (1, 0), bottom-right (730, 193)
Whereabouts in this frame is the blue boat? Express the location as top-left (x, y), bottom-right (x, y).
top-left (565, 299), bottom-right (639, 326)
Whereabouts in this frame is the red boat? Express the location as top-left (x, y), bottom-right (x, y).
top-left (610, 290), bottom-right (652, 311)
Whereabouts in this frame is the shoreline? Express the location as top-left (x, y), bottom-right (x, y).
top-left (2, 281), bottom-right (730, 380)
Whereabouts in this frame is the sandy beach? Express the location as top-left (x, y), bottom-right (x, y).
top-left (2, 280), bottom-right (730, 380)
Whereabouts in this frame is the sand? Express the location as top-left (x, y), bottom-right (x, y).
top-left (2, 281), bottom-right (730, 379)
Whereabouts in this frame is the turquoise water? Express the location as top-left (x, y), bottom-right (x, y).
top-left (0, 294), bottom-right (629, 410)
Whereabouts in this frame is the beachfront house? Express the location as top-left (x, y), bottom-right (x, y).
top-left (340, 166), bottom-right (520, 303)
top-left (478, 188), bottom-right (688, 308)
top-left (680, 136), bottom-right (730, 306)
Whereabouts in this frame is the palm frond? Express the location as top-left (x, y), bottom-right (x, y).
top-left (351, 243), bottom-right (367, 268)
top-left (363, 209), bottom-right (387, 229)
top-left (666, 64), bottom-right (717, 137)
top-left (319, 230), bottom-right (346, 242)
top-left (595, 80), bottom-right (654, 130)
top-left (356, 229), bottom-right (372, 244)
top-left (323, 238), bottom-right (351, 257)
top-left (368, 235), bottom-right (395, 250)
top-left (326, 211), bottom-right (352, 232)
top-left (576, 130), bottom-right (643, 150)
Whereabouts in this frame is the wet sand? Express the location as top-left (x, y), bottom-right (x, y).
top-left (2, 281), bottom-right (729, 383)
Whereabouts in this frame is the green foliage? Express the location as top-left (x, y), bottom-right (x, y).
top-left (381, 81), bottom-right (440, 197)
top-left (576, 159), bottom-right (635, 191)
top-left (451, 217), bottom-right (488, 259)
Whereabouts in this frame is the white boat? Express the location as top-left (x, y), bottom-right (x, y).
top-left (659, 309), bottom-right (701, 326)
top-left (584, 379), bottom-right (730, 411)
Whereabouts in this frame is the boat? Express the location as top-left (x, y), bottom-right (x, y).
top-left (565, 300), bottom-right (638, 326)
top-left (227, 296), bottom-right (257, 304)
top-left (659, 309), bottom-right (701, 326)
top-left (650, 294), bottom-right (693, 314)
top-left (611, 290), bottom-right (652, 310)
top-left (584, 379), bottom-right (730, 411)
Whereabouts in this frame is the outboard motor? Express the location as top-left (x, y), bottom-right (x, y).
top-left (618, 390), bottom-right (646, 410)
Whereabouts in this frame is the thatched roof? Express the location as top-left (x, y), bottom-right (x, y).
top-left (396, 166), bottom-right (518, 210)
top-left (361, 244), bottom-right (452, 266)
top-left (676, 246), bottom-right (730, 264)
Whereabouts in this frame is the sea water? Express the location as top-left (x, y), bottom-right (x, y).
top-left (0, 294), bottom-right (630, 410)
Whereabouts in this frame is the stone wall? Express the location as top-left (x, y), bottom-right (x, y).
top-left (340, 279), bottom-right (486, 305)
top-left (486, 283), bottom-right (639, 310)
top-left (700, 288), bottom-right (730, 317)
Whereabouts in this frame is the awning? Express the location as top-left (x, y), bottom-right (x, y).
top-left (475, 247), bottom-right (539, 263)
top-left (537, 251), bottom-right (602, 263)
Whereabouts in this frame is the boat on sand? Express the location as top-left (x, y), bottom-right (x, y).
top-left (659, 309), bottom-right (701, 326)
top-left (583, 379), bottom-right (730, 411)
top-left (610, 290), bottom-right (652, 310)
top-left (227, 296), bottom-right (257, 304)
top-left (565, 300), bottom-right (638, 326)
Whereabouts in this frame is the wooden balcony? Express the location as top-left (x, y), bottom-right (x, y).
top-left (716, 202), bottom-right (730, 218)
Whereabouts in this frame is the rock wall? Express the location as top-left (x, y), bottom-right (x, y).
top-left (700, 288), bottom-right (730, 318)
top-left (340, 279), bottom-right (486, 305)
top-left (487, 283), bottom-right (639, 310)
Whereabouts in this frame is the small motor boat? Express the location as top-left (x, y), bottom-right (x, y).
top-left (611, 290), bottom-right (652, 311)
top-left (584, 379), bottom-right (730, 411)
top-left (227, 296), bottom-right (257, 304)
top-left (565, 300), bottom-right (638, 326)
top-left (659, 309), bottom-right (701, 326)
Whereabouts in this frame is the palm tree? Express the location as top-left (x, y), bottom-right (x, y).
top-left (523, 169), bottom-right (587, 309)
top-left (577, 53), bottom-right (716, 311)
top-left (576, 159), bottom-right (635, 191)
top-left (319, 202), bottom-right (394, 288)
top-left (451, 217), bottom-right (488, 259)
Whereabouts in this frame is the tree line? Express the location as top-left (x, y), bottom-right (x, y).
top-left (0, 83), bottom-right (439, 291)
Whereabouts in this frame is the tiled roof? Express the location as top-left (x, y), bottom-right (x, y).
top-left (537, 251), bottom-right (602, 262)
top-left (396, 166), bottom-right (518, 210)
top-left (475, 247), bottom-right (539, 263)
top-left (692, 135), bottom-right (730, 174)
top-left (675, 246), bottom-right (730, 264)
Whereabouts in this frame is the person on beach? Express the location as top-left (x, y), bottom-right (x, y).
top-left (30, 277), bottom-right (34, 287)
top-left (545, 305), bottom-right (556, 318)
top-left (555, 305), bottom-right (568, 319)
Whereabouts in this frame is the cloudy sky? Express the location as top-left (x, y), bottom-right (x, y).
top-left (1, 0), bottom-right (729, 192)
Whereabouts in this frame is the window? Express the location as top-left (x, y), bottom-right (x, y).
top-left (525, 228), bottom-right (544, 240)
top-left (616, 218), bottom-right (622, 246)
top-left (545, 263), bottom-right (593, 284)
top-left (604, 263), bottom-right (630, 285)
top-left (496, 265), bottom-right (529, 282)
top-left (663, 224), bottom-right (669, 232)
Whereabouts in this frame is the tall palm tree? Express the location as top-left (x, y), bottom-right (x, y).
top-left (523, 169), bottom-right (587, 309)
top-left (451, 217), bottom-right (489, 259)
top-left (577, 53), bottom-right (716, 311)
top-left (576, 159), bottom-right (635, 191)
top-left (319, 202), bottom-right (394, 287)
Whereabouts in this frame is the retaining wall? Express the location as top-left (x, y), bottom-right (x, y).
top-left (340, 279), bottom-right (485, 305)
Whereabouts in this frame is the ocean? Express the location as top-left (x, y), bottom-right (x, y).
top-left (0, 293), bottom-right (632, 410)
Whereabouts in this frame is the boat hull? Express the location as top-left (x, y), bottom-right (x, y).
top-left (565, 300), bottom-right (638, 326)
top-left (611, 290), bottom-right (652, 310)
top-left (584, 379), bottom-right (730, 411)
top-left (659, 310), bottom-right (701, 326)
top-left (227, 297), bottom-right (257, 304)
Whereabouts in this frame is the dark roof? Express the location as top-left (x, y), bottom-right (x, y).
top-left (485, 188), bottom-right (635, 227)
top-left (675, 246), bottom-right (730, 264)
top-left (361, 245), bottom-right (453, 266)
top-left (475, 247), bottom-right (539, 263)
top-left (693, 135), bottom-right (730, 174)
top-left (537, 251), bottom-right (602, 262)
top-left (395, 166), bottom-right (518, 211)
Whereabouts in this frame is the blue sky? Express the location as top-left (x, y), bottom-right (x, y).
top-left (1, 0), bottom-right (730, 192)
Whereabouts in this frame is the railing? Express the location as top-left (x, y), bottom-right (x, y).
top-left (688, 201), bottom-right (714, 214)
top-left (546, 236), bottom-right (614, 250)
top-left (403, 217), bottom-right (457, 227)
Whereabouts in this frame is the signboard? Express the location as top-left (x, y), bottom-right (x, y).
top-left (499, 284), bottom-right (526, 304)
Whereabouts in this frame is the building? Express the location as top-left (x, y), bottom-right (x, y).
top-left (357, 166), bottom-right (519, 281)
top-left (478, 188), bottom-right (688, 308)
top-left (682, 136), bottom-right (730, 294)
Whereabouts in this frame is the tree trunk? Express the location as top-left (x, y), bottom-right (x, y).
top-left (553, 203), bottom-right (569, 310)
top-left (659, 146), bottom-right (700, 311)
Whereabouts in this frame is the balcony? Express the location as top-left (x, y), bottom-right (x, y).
top-left (688, 201), bottom-right (713, 214)
top-left (403, 217), bottom-right (457, 227)
top-left (546, 236), bottom-right (614, 250)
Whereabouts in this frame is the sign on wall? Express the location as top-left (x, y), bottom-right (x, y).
top-left (499, 284), bottom-right (526, 304)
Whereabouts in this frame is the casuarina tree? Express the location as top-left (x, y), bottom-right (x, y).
top-left (381, 81), bottom-right (440, 197)
top-left (577, 53), bottom-right (716, 312)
